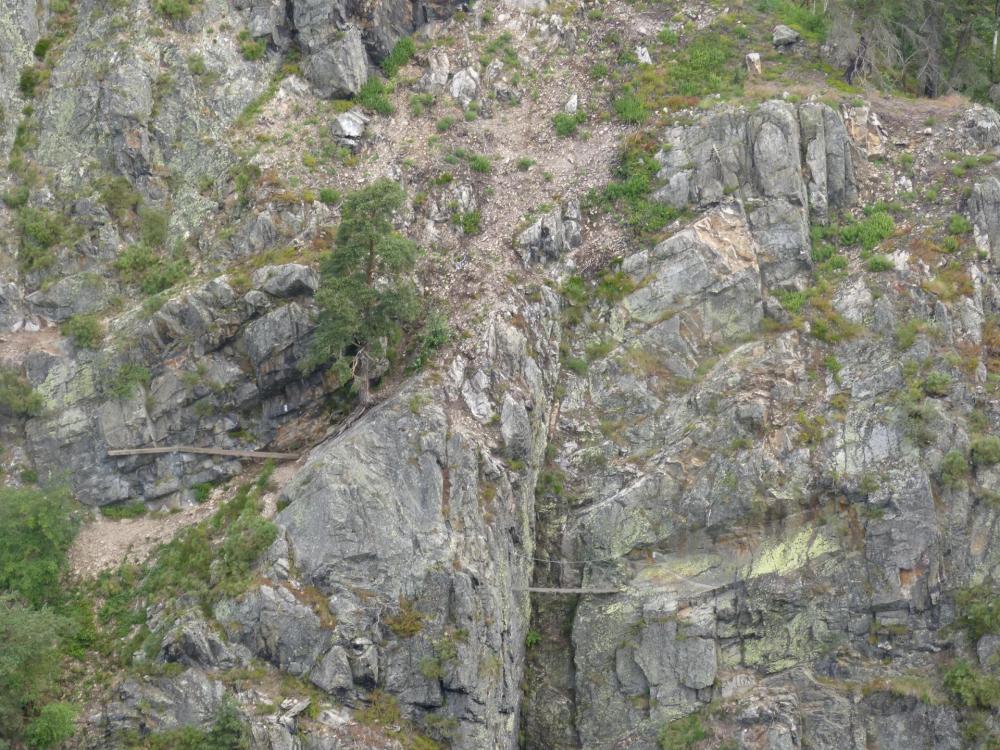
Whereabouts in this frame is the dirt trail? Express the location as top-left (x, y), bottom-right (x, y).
top-left (68, 458), bottom-right (303, 578)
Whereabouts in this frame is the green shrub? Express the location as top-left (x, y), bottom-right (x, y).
top-left (948, 213), bottom-right (973, 235)
top-left (971, 436), bottom-right (1000, 466)
top-left (32, 38), bottom-right (53, 61)
top-left (659, 714), bottom-right (707, 749)
top-left (595, 271), bottom-right (636, 303)
top-left (468, 154), bottom-right (492, 173)
top-left (357, 78), bottom-right (394, 115)
top-left (0, 598), bottom-right (66, 739)
top-left (25, 703), bottom-right (76, 750)
top-left (757, 0), bottom-right (827, 41)
top-left (940, 450), bottom-right (969, 488)
top-left (100, 501), bottom-right (147, 520)
top-left (774, 288), bottom-right (810, 314)
top-left (18, 65), bottom-right (49, 97)
top-left (866, 254), bottom-right (893, 272)
top-left (156, 0), bottom-right (198, 20)
top-left (944, 661), bottom-right (1000, 709)
top-left (106, 363), bottom-right (152, 399)
top-left (319, 188), bottom-right (340, 205)
top-left (381, 37), bottom-right (415, 77)
top-left (586, 133), bottom-right (680, 237)
top-left (136, 699), bottom-right (249, 750)
top-left (2, 185), bottom-right (29, 209)
top-left (922, 371), bottom-right (951, 397)
top-left (98, 176), bottom-right (141, 221)
top-left (0, 486), bottom-right (77, 607)
top-left (613, 93), bottom-right (647, 124)
top-left (61, 314), bottom-right (103, 349)
top-left (955, 586), bottom-right (1000, 642)
top-left (458, 210), bottom-right (482, 235)
top-left (516, 157), bottom-right (535, 171)
top-left (238, 30), bottom-right (266, 61)
top-left (386, 599), bottom-right (425, 637)
top-left (114, 244), bottom-right (188, 294)
top-left (17, 207), bottom-right (65, 273)
top-left (435, 116), bottom-right (456, 132)
top-left (139, 206), bottom-right (170, 248)
top-left (840, 211), bottom-right (894, 252)
top-left (553, 111), bottom-right (586, 137)
top-left (0, 367), bottom-right (43, 417)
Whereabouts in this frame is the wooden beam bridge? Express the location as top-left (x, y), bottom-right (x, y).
top-left (513, 586), bottom-right (622, 595)
top-left (108, 446), bottom-right (299, 460)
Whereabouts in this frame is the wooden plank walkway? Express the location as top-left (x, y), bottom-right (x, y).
top-left (513, 586), bottom-right (622, 595)
top-left (108, 446), bottom-right (299, 460)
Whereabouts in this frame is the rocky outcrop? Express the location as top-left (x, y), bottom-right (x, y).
top-left (211, 285), bottom-right (563, 749)
top-left (517, 200), bottom-right (582, 265)
top-left (23, 269), bottom-right (322, 507)
top-left (653, 100), bottom-right (857, 285)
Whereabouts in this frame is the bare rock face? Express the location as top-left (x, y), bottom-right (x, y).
top-left (250, 286), bottom-right (563, 750)
top-left (653, 100), bottom-right (858, 286)
top-left (303, 27), bottom-right (369, 99)
top-left (516, 200), bottom-right (582, 265)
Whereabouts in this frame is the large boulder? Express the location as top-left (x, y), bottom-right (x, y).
top-left (303, 27), bottom-right (369, 98)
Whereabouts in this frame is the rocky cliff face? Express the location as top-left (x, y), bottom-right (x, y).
top-left (6, 1), bottom-right (1000, 749)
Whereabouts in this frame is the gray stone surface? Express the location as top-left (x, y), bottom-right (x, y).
top-left (303, 27), bottom-right (369, 99)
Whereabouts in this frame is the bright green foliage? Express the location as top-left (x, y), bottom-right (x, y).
top-left (774, 288), bottom-right (810, 314)
top-left (553, 111), bottom-right (586, 137)
top-left (0, 366), bottom-right (43, 417)
top-left (468, 155), bottom-right (491, 173)
top-left (308, 179), bottom-right (422, 395)
top-left (457, 210), bottom-right (482, 235)
top-left (0, 597), bottom-right (66, 739)
top-left (61, 314), bottom-right (103, 349)
top-left (971, 436), bottom-right (1000, 466)
top-left (0, 486), bottom-right (77, 608)
top-left (659, 714), bottom-right (707, 749)
top-left (357, 78), bottom-right (394, 115)
top-left (319, 188), bottom-right (340, 205)
top-left (382, 37), bottom-right (416, 77)
top-left (940, 450), bottom-right (969, 488)
top-left (757, 0), bottom-right (827, 41)
top-left (24, 703), bottom-right (76, 750)
top-left (840, 211), bottom-right (894, 252)
top-left (944, 661), bottom-right (1000, 710)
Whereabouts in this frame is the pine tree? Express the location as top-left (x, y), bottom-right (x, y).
top-left (308, 179), bottom-right (421, 403)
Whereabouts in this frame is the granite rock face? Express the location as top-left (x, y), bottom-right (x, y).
top-left (653, 100), bottom-right (857, 285)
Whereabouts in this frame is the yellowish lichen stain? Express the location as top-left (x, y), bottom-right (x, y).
top-left (746, 526), bottom-right (837, 578)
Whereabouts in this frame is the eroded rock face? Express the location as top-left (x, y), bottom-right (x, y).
top-left (652, 100), bottom-right (857, 286)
